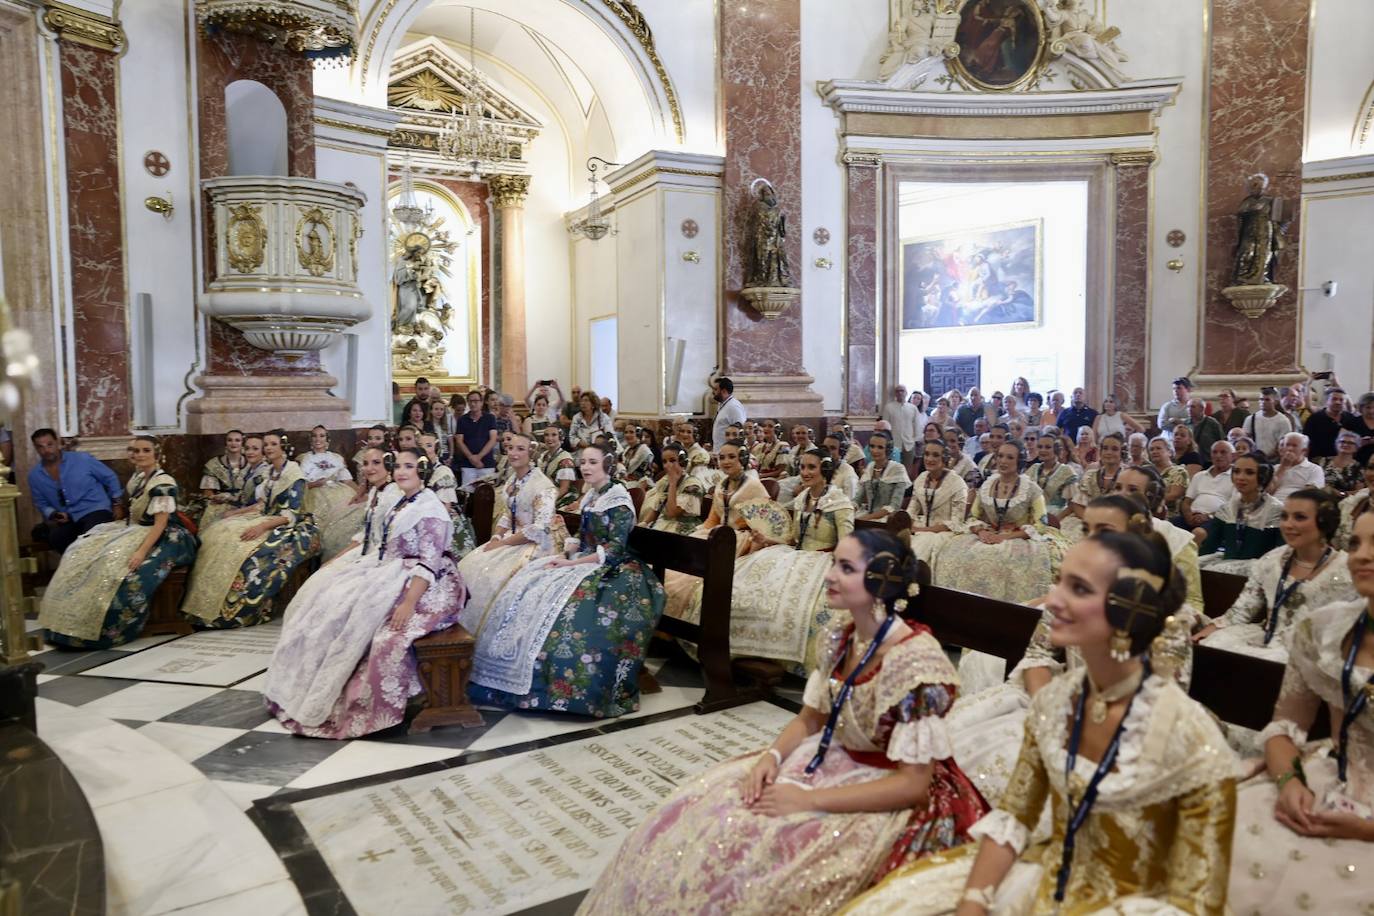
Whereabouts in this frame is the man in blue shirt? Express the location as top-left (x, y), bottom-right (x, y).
top-left (1056, 387), bottom-right (1098, 442)
top-left (27, 428), bottom-right (123, 553)
top-left (453, 390), bottom-right (498, 489)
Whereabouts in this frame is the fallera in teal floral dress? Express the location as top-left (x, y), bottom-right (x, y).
top-left (39, 470), bottom-right (198, 649)
top-left (467, 481), bottom-right (666, 717)
top-left (180, 460), bottom-right (321, 629)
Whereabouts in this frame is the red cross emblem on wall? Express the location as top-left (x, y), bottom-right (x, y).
top-left (143, 151), bottom-right (170, 177)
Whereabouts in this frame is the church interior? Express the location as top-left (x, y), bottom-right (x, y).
top-left (3, 0), bottom-right (1374, 914)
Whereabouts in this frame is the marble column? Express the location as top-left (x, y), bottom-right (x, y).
top-left (44, 3), bottom-right (130, 437)
top-left (1110, 152), bottom-right (1153, 411)
top-left (844, 153), bottom-right (881, 418)
top-left (489, 174), bottom-right (529, 398)
top-left (1197, 0), bottom-right (1307, 380)
top-left (719, 0), bottom-right (821, 418)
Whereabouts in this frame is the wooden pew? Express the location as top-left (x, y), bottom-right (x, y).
top-left (854, 510), bottom-right (914, 538)
top-left (467, 482), bottom-right (496, 546)
top-left (913, 584), bottom-right (1329, 737)
top-left (1200, 569), bottom-right (1247, 618)
top-left (142, 566), bottom-right (195, 637)
top-left (561, 510), bottom-right (763, 713)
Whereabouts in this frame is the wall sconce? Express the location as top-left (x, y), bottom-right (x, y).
top-left (814, 257), bottom-right (833, 270)
top-left (144, 192), bottom-right (174, 219)
top-left (681, 251), bottom-right (700, 264)
top-left (1166, 258), bottom-right (1184, 272)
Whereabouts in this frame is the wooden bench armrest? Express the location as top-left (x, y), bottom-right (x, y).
top-left (1200, 569), bottom-right (1247, 618)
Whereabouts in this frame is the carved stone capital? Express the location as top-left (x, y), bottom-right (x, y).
top-left (1110, 151), bottom-right (1156, 168)
top-left (43, 1), bottom-right (124, 52)
top-left (842, 151), bottom-right (883, 170)
top-left (488, 174), bottom-right (531, 208)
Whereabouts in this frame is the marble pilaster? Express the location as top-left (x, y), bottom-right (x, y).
top-left (489, 174), bottom-right (529, 397)
top-left (1110, 153), bottom-right (1152, 411)
top-left (844, 153), bottom-right (881, 418)
top-left (55, 31), bottom-right (131, 437)
top-left (1197, 0), bottom-right (1307, 377)
top-left (719, 0), bottom-right (820, 417)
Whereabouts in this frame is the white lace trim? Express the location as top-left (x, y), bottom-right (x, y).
top-left (887, 715), bottom-right (954, 765)
top-left (1257, 717), bottom-right (1307, 748)
top-left (968, 809), bottom-right (1029, 854)
top-left (581, 483), bottom-right (635, 515)
top-left (147, 495), bottom-right (177, 516)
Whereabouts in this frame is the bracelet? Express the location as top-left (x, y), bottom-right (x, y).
top-left (766, 748), bottom-right (783, 767)
top-left (1274, 770), bottom-right (1298, 791)
top-left (960, 885), bottom-right (996, 908)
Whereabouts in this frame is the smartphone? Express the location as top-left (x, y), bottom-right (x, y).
top-left (1313, 371), bottom-right (1333, 380)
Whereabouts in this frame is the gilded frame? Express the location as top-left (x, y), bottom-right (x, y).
top-left (949, 0), bottom-right (1047, 93)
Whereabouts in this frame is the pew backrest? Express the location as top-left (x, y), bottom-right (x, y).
top-left (469, 483), bottom-right (496, 545)
top-left (1200, 569), bottom-right (1247, 618)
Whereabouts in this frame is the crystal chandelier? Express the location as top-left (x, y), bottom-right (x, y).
top-left (437, 8), bottom-right (519, 175)
top-left (390, 155), bottom-right (432, 232)
top-left (569, 157), bottom-right (620, 241)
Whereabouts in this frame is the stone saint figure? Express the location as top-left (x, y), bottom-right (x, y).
top-left (392, 240), bottom-right (426, 329)
top-left (746, 180), bottom-right (793, 288)
top-left (1232, 172), bottom-right (1287, 286)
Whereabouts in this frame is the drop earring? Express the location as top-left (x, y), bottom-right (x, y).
top-left (1109, 628), bottom-right (1132, 663)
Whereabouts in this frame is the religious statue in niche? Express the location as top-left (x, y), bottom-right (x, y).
top-left (740, 179), bottom-right (801, 320)
top-left (1221, 172), bottom-right (1290, 319)
top-left (388, 218), bottom-right (457, 373)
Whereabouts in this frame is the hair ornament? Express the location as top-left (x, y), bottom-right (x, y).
top-left (863, 550), bottom-right (907, 602)
top-left (1129, 513), bottom-right (1152, 530)
top-left (1115, 567), bottom-right (1165, 592)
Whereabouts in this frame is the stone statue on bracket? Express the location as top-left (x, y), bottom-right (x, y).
top-left (1232, 172), bottom-right (1288, 286)
top-left (741, 178), bottom-right (800, 320)
top-left (1222, 172), bottom-right (1290, 320)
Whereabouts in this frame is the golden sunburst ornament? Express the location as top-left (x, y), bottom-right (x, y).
top-left (388, 70), bottom-right (464, 112)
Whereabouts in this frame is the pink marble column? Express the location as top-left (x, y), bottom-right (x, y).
top-left (844, 153), bottom-right (881, 417)
top-left (1198, 0), bottom-right (1307, 376)
top-left (719, 0), bottom-right (820, 416)
top-left (57, 41), bottom-right (130, 436)
top-left (197, 29), bottom-right (319, 376)
top-left (1110, 154), bottom-right (1152, 410)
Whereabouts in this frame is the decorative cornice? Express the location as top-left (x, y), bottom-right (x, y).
top-left (314, 116), bottom-right (392, 138)
top-left (819, 78), bottom-right (1182, 119)
top-left (608, 166), bottom-right (719, 196)
top-left (1110, 151), bottom-right (1156, 167)
top-left (841, 151), bottom-right (883, 169)
top-left (42, 1), bottom-right (123, 52)
top-left (488, 174), bottom-right (530, 208)
top-left (1304, 170), bottom-right (1374, 185)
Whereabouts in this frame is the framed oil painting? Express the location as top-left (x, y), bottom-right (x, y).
top-left (900, 219), bottom-right (1043, 332)
top-left (951, 0), bottom-right (1045, 91)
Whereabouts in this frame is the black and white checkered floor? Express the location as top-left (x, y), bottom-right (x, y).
top-left (24, 617), bottom-right (780, 915)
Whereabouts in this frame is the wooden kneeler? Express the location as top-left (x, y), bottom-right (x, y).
top-left (142, 567), bottom-right (194, 637)
top-left (410, 624), bottom-right (484, 733)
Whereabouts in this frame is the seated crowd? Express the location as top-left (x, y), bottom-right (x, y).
top-left (25, 371), bottom-right (1374, 914)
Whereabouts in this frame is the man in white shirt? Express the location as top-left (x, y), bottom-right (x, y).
top-left (1242, 387), bottom-right (1296, 459)
top-left (880, 384), bottom-right (921, 473)
top-left (711, 376), bottom-right (747, 450)
top-left (1268, 432), bottom-right (1324, 501)
top-left (964, 417), bottom-right (989, 460)
top-left (1178, 440), bottom-right (1235, 529)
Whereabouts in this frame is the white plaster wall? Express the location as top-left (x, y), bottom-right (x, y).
top-left (314, 142), bottom-right (392, 425)
top-left (896, 181), bottom-right (1090, 395)
top-left (801, 0), bottom-right (888, 414)
top-left (118, 0), bottom-right (201, 430)
top-left (634, 0), bottom-right (720, 152)
top-left (1108, 1), bottom-right (1208, 407)
top-left (1307, 0), bottom-right (1374, 161)
top-left (1300, 185), bottom-right (1374, 389)
top-left (661, 187), bottom-right (720, 415)
top-left (570, 225), bottom-right (618, 389)
top-left (613, 190), bottom-right (660, 415)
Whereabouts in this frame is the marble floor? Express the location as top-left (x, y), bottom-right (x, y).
top-left (25, 619), bottom-right (798, 915)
